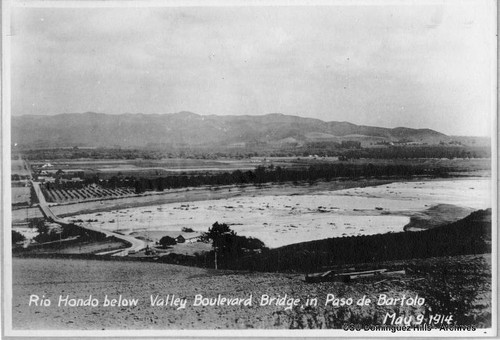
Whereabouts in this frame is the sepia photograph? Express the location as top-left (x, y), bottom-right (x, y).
top-left (2, 0), bottom-right (497, 337)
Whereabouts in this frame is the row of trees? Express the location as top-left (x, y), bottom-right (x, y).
top-left (132, 163), bottom-right (441, 193)
top-left (342, 146), bottom-right (490, 160)
top-left (42, 162), bottom-right (451, 194)
top-left (41, 151), bottom-right (488, 194)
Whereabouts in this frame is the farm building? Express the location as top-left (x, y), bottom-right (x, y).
top-left (38, 176), bottom-right (55, 183)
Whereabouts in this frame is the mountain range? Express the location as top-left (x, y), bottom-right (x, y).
top-left (11, 112), bottom-right (449, 149)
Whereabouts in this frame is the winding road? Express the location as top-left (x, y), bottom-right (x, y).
top-left (31, 181), bottom-right (146, 256)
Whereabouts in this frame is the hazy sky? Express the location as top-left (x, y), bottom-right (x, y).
top-left (10, 1), bottom-right (495, 136)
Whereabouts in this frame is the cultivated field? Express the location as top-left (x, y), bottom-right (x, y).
top-left (11, 186), bottom-right (31, 206)
top-left (12, 207), bottom-right (44, 222)
top-left (30, 158), bottom-right (267, 179)
top-left (11, 158), bottom-right (33, 207)
top-left (11, 159), bottom-right (31, 178)
top-left (29, 157), bottom-right (491, 179)
top-left (42, 185), bottom-right (135, 203)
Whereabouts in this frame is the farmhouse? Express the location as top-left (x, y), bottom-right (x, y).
top-left (38, 176), bottom-right (55, 183)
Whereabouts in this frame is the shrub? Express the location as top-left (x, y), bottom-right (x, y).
top-left (12, 230), bottom-right (25, 243)
top-left (159, 236), bottom-right (177, 247)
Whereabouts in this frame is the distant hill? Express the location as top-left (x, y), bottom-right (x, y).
top-left (11, 112), bottom-right (449, 149)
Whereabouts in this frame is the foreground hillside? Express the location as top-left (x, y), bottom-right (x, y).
top-left (12, 254), bottom-right (491, 330)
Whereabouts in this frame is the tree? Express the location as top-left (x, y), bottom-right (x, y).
top-left (201, 222), bottom-right (235, 245)
top-left (12, 230), bottom-right (25, 243)
top-left (200, 222), bottom-right (267, 269)
top-left (201, 222), bottom-right (235, 269)
top-left (159, 236), bottom-right (176, 248)
top-left (134, 180), bottom-right (145, 194)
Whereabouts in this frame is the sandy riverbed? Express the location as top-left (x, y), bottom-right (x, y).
top-left (71, 178), bottom-right (490, 248)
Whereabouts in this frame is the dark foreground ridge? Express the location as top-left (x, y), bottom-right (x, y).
top-left (208, 208), bottom-right (491, 272)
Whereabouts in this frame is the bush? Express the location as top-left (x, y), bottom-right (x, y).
top-left (236, 236), bottom-right (266, 250)
top-left (159, 236), bottom-right (177, 247)
top-left (12, 230), bottom-right (25, 243)
top-left (33, 223), bottom-right (60, 243)
top-left (182, 227), bottom-right (194, 233)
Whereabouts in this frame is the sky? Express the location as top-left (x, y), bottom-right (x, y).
top-left (9, 1), bottom-right (496, 136)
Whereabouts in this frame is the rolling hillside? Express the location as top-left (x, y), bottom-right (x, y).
top-left (12, 112), bottom-right (447, 149)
